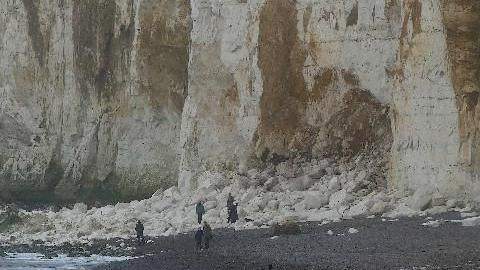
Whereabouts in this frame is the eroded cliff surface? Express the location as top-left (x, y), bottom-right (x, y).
top-left (1, 0), bottom-right (479, 204)
top-left (180, 0), bottom-right (479, 204)
top-left (180, 0), bottom-right (396, 191)
top-left (0, 0), bottom-right (190, 202)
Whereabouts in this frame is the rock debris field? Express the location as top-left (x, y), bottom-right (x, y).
top-left (0, 153), bottom-right (433, 245)
top-left (2, 154), bottom-right (480, 269)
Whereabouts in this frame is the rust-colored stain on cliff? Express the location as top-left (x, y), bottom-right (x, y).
top-left (325, 88), bottom-right (392, 158)
top-left (442, 0), bottom-right (480, 174)
top-left (257, 0), bottom-right (308, 157)
top-left (391, 0), bottom-right (422, 81)
top-left (137, 0), bottom-right (190, 112)
top-left (21, 0), bottom-right (49, 66)
top-left (385, 0), bottom-right (401, 23)
top-left (256, 0), bottom-right (340, 158)
top-left (257, 0), bottom-right (392, 161)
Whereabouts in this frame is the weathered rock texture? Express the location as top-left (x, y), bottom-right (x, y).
top-left (1, 0), bottom-right (480, 203)
top-left (180, 0), bottom-right (480, 204)
top-left (0, 0), bottom-right (190, 202)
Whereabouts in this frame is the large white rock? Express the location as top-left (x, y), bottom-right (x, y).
top-left (328, 176), bottom-right (341, 192)
top-left (347, 197), bottom-right (375, 217)
top-left (369, 201), bottom-right (387, 215)
top-left (73, 203), bottom-right (88, 214)
top-left (446, 199), bottom-right (459, 209)
top-left (266, 199), bottom-right (279, 211)
top-left (264, 177), bottom-right (279, 191)
top-left (289, 175), bottom-right (315, 191)
top-left (329, 189), bottom-right (353, 209)
top-left (304, 192), bottom-right (328, 210)
top-left (408, 188), bottom-right (433, 211)
top-left (431, 193), bottom-right (447, 207)
top-left (204, 200), bottom-right (218, 210)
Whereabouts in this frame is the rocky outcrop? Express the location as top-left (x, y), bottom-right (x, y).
top-left (1, 0), bottom-right (480, 204)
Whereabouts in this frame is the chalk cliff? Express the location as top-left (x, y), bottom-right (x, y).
top-left (0, 0), bottom-right (479, 204)
top-left (0, 0), bottom-right (190, 201)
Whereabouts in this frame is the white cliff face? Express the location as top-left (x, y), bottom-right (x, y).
top-left (179, 0), bottom-right (393, 191)
top-left (180, 0), bottom-right (479, 204)
top-left (0, 0), bottom-right (190, 202)
top-left (0, 0), bottom-right (479, 205)
top-left (390, 0), bottom-right (464, 198)
top-left (179, 0), bottom-right (266, 192)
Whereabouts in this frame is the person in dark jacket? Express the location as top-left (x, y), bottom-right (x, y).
top-left (196, 202), bottom-right (205, 224)
top-left (135, 220), bottom-right (145, 245)
top-left (195, 227), bottom-right (203, 250)
top-left (203, 221), bottom-right (213, 249)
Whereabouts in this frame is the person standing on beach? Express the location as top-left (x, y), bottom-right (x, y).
top-left (135, 220), bottom-right (145, 245)
top-left (203, 221), bottom-right (213, 249)
top-left (196, 201), bottom-right (205, 224)
top-left (195, 227), bottom-right (204, 250)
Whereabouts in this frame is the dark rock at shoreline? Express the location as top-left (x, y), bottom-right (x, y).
top-left (271, 222), bottom-right (301, 236)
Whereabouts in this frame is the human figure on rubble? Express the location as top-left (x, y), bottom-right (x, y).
top-left (196, 201), bottom-right (205, 224)
top-left (203, 221), bottom-right (213, 249)
top-left (195, 227), bottom-right (204, 251)
top-left (135, 220), bottom-right (145, 245)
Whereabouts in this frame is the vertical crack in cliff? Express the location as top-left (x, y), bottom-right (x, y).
top-left (21, 0), bottom-right (46, 66)
top-left (346, 1), bottom-right (359, 27)
top-left (72, 0), bottom-right (117, 103)
top-left (394, 0), bottom-right (422, 81)
top-left (442, 1), bottom-right (480, 176)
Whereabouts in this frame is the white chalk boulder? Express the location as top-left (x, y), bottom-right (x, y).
top-left (329, 189), bottom-right (353, 208)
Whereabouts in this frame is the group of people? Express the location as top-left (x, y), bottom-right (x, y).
top-left (193, 193), bottom-right (239, 250)
top-left (134, 193), bottom-right (239, 250)
top-left (195, 193), bottom-right (238, 226)
top-left (195, 221), bottom-right (212, 250)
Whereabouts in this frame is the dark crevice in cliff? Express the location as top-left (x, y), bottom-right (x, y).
top-left (136, 0), bottom-right (190, 113)
top-left (346, 1), bottom-right (359, 27)
top-left (21, 0), bottom-right (46, 66)
top-left (72, 0), bottom-right (117, 104)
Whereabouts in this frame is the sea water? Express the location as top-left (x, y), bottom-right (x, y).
top-left (0, 253), bottom-right (132, 270)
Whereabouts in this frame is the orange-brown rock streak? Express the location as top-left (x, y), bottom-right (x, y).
top-left (442, 1), bottom-right (480, 176)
